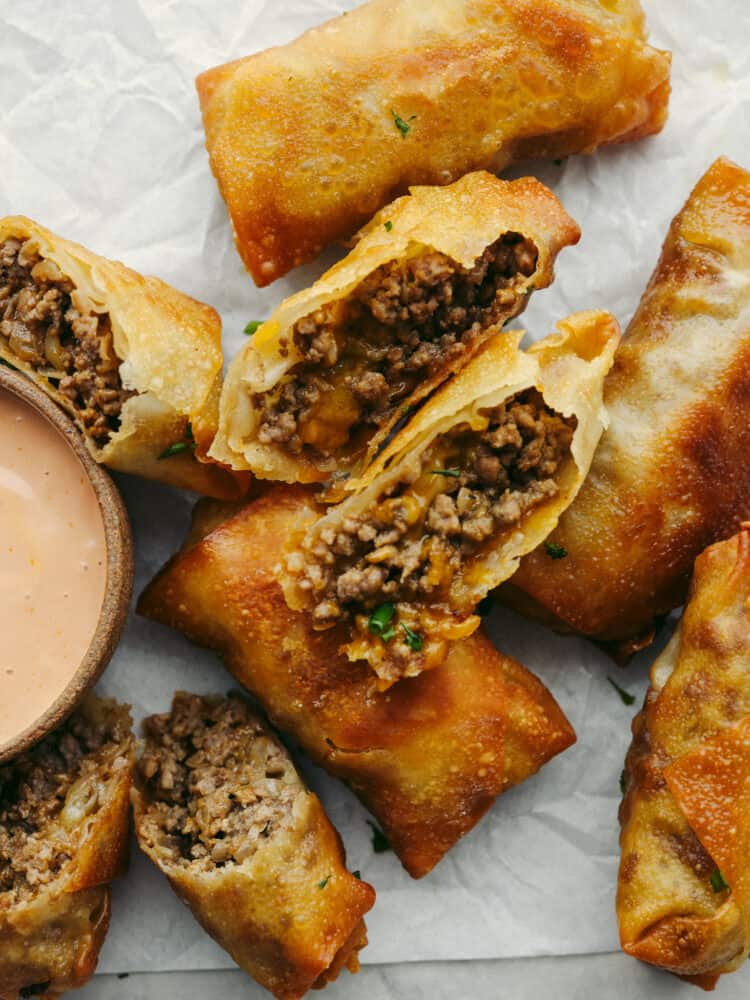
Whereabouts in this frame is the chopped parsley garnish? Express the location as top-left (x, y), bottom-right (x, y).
top-left (477, 596), bottom-right (494, 618)
top-left (608, 677), bottom-right (635, 707)
top-left (400, 404), bottom-right (414, 419)
top-left (367, 820), bottom-right (392, 854)
top-left (158, 421), bottom-right (196, 460)
top-left (432, 468), bottom-right (462, 478)
top-left (0, 357), bottom-right (17, 370)
top-left (619, 770), bottom-right (627, 795)
top-left (711, 869), bottom-right (730, 893)
top-left (368, 602), bottom-right (396, 638)
top-left (525, 282), bottom-right (537, 295)
top-left (352, 870), bottom-right (362, 880)
top-left (384, 220), bottom-right (393, 232)
top-left (318, 875), bottom-right (331, 890)
top-left (401, 623), bottom-right (423, 652)
top-left (244, 320), bottom-right (263, 336)
top-left (391, 109), bottom-right (416, 139)
top-left (545, 542), bottom-right (568, 560)
top-left (380, 626), bottom-right (396, 643)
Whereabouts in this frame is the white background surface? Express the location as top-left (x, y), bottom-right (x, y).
top-left (2, 0), bottom-right (750, 995)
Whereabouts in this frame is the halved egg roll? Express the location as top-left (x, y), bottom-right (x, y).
top-left (196, 0), bottom-right (670, 286)
top-left (132, 692), bottom-right (374, 1000)
top-left (210, 172), bottom-right (581, 484)
top-left (505, 156), bottom-right (750, 660)
top-left (618, 528), bottom-right (750, 989)
top-left (282, 314), bottom-right (618, 687)
top-left (0, 697), bottom-right (134, 1000)
top-left (0, 217), bottom-right (246, 499)
top-left (138, 487), bottom-right (576, 879)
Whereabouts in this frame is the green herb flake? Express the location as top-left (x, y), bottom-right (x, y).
top-left (619, 770), bottom-right (627, 795)
top-left (384, 221), bottom-right (393, 232)
top-left (400, 405), bottom-right (414, 419)
top-left (526, 282), bottom-right (537, 294)
top-left (367, 820), bottom-right (392, 854)
top-left (158, 441), bottom-right (190, 460)
top-left (0, 357), bottom-right (17, 370)
top-left (401, 623), bottom-right (423, 652)
top-left (711, 869), bottom-right (730, 894)
top-left (608, 677), bottom-right (636, 707)
top-left (432, 468), bottom-right (461, 478)
top-left (244, 320), bottom-right (263, 336)
top-left (352, 870), bottom-right (361, 880)
top-left (391, 109), bottom-right (416, 139)
top-left (368, 602), bottom-right (396, 637)
top-left (318, 875), bottom-right (331, 890)
top-left (545, 542), bottom-right (568, 560)
top-left (380, 625), bottom-right (396, 644)
top-left (476, 596), bottom-right (494, 618)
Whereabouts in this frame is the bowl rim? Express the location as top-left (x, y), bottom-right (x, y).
top-left (0, 366), bottom-right (134, 764)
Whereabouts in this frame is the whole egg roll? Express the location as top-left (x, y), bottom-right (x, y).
top-left (196, 0), bottom-right (670, 286)
top-left (0, 697), bottom-right (134, 1000)
top-left (0, 217), bottom-right (246, 499)
top-left (138, 487), bottom-right (576, 879)
top-left (282, 314), bottom-right (619, 687)
top-left (132, 692), bottom-right (374, 1000)
top-left (505, 157), bottom-right (750, 660)
top-left (210, 171), bottom-right (581, 485)
top-left (618, 527), bottom-right (750, 989)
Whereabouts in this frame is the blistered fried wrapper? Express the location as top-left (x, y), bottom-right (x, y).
top-left (618, 528), bottom-right (750, 990)
top-left (282, 313), bottom-right (619, 687)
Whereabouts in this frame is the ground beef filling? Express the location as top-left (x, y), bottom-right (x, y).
top-left (0, 710), bottom-right (123, 901)
top-left (0, 237), bottom-right (134, 443)
top-left (255, 234), bottom-right (538, 459)
top-left (290, 390), bottom-right (576, 627)
top-left (137, 694), bottom-right (298, 871)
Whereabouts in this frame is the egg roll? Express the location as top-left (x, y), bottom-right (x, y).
top-left (617, 527), bottom-right (750, 988)
top-left (210, 171), bottom-right (581, 484)
top-left (132, 692), bottom-right (373, 1000)
top-left (0, 217), bottom-right (246, 499)
top-left (505, 156), bottom-right (750, 660)
top-left (282, 314), bottom-right (618, 687)
top-left (138, 487), bottom-right (576, 879)
top-left (0, 697), bottom-right (134, 1000)
top-left (196, 0), bottom-right (670, 286)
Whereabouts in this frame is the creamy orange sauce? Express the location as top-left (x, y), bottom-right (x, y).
top-left (0, 389), bottom-right (107, 746)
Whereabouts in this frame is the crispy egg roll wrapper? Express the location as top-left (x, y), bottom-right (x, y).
top-left (617, 528), bottom-right (750, 987)
top-left (505, 157), bottom-right (750, 660)
top-left (0, 217), bottom-right (247, 500)
top-left (0, 698), bottom-right (134, 1000)
top-left (196, 0), bottom-right (670, 286)
top-left (132, 693), bottom-right (374, 1000)
top-left (138, 487), bottom-right (576, 879)
top-left (281, 314), bottom-right (618, 686)
top-left (210, 171), bottom-right (581, 484)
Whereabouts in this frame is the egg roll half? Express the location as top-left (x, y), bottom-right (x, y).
top-left (506, 157), bottom-right (750, 660)
top-left (196, 0), bottom-right (670, 286)
top-left (0, 697), bottom-right (134, 1000)
top-left (132, 692), bottom-right (374, 1000)
top-left (210, 172), bottom-right (581, 485)
top-left (282, 314), bottom-right (618, 687)
top-left (138, 487), bottom-right (576, 879)
top-left (0, 217), bottom-right (246, 499)
top-left (618, 527), bottom-right (750, 989)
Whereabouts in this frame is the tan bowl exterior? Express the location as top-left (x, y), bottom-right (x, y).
top-left (0, 366), bottom-right (133, 763)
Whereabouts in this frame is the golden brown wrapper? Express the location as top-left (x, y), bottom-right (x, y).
top-left (196, 0), bottom-right (670, 285)
top-left (505, 157), bottom-right (750, 660)
top-left (0, 698), bottom-right (134, 1000)
top-left (0, 216), bottom-right (247, 500)
top-left (132, 693), bottom-right (374, 1000)
top-left (210, 171), bottom-right (581, 484)
top-left (617, 528), bottom-right (750, 988)
top-left (138, 486), bottom-right (576, 879)
top-left (281, 314), bottom-right (618, 687)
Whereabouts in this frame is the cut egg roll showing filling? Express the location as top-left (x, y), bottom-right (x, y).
top-left (210, 172), bottom-right (580, 484)
top-left (282, 313), bottom-right (619, 687)
top-left (0, 217), bottom-right (246, 499)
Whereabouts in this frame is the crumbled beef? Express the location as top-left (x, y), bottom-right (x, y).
top-left (255, 234), bottom-right (538, 459)
top-left (137, 694), bottom-right (298, 870)
top-left (290, 389), bottom-right (575, 626)
top-left (0, 708), bottom-right (125, 901)
top-left (0, 238), bottom-right (135, 443)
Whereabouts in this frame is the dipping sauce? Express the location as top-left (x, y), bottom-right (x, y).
top-left (0, 388), bottom-right (107, 747)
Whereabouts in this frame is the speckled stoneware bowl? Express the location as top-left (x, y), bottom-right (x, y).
top-left (0, 365), bottom-right (133, 764)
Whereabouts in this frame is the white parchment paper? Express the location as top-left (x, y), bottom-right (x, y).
top-left (1, 0), bottom-right (749, 976)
